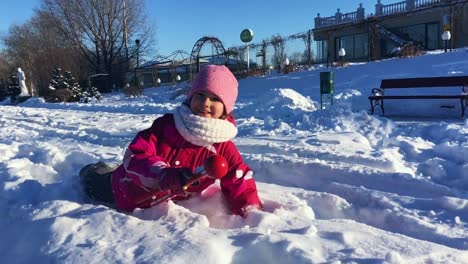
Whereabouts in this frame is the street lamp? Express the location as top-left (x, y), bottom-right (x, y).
top-left (283, 57), bottom-right (289, 74)
top-left (338, 48), bottom-right (346, 67)
top-left (134, 39), bottom-right (141, 86)
top-left (442, 31), bottom-right (451, 53)
top-left (176, 74), bottom-right (181, 87)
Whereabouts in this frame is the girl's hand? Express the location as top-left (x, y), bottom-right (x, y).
top-left (159, 168), bottom-right (193, 196)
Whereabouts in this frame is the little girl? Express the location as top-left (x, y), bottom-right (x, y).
top-left (80, 65), bottom-right (262, 216)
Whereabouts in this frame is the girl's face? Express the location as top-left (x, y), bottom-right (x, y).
top-left (189, 91), bottom-right (225, 119)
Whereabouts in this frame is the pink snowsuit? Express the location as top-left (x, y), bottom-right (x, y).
top-left (111, 113), bottom-right (262, 216)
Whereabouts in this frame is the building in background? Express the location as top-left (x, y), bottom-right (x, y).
top-left (313, 0), bottom-right (468, 64)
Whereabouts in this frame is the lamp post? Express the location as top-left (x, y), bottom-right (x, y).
top-left (283, 57), bottom-right (289, 74)
top-left (240, 29), bottom-right (254, 74)
top-left (176, 74), bottom-right (181, 87)
top-left (338, 48), bottom-right (346, 67)
top-left (134, 39), bottom-right (141, 86)
top-left (442, 31), bottom-right (451, 53)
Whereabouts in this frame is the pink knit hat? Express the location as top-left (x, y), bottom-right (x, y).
top-left (188, 65), bottom-right (238, 114)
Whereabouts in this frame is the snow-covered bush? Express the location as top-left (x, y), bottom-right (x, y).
top-left (47, 67), bottom-right (101, 103)
top-left (80, 80), bottom-right (102, 103)
top-left (47, 67), bottom-right (75, 102)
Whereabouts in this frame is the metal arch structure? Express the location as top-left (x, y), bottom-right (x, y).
top-left (163, 50), bottom-right (192, 85)
top-left (161, 49), bottom-right (192, 64)
top-left (135, 49), bottom-right (193, 87)
top-left (190, 36), bottom-right (226, 75)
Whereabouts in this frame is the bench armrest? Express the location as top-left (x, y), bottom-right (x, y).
top-left (371, 88), bottom-right (383, 96)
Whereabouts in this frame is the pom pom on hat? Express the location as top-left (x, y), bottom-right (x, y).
top-left (188, 65), bottom-right (238, 114)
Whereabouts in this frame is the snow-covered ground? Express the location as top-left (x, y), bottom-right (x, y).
top-left (1, 49), bottom-right (467, 263)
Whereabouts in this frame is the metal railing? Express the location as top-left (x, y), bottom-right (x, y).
top-left (415, 0), bottom-right (441, 8)
top-left (382, 1), bottom-right (406, 15)
top-left (342, 11), bottom-right (358, 22)
top-left (315, 11), bottom-right (359, 27)
top-left (318, 17), bottom-right (336, 27)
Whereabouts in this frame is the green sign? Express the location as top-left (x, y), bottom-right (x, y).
top-left (240, 29), bottom-right (254, 43)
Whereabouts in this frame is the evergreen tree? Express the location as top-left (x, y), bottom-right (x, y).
top-left (63, 70), bottom-right (81, 102)
top-left (0, 79), bottom-right (7, 101)
top-left (47, 67), bottom-right (101, 103)
top-left (7, 72), bottom-right (20, 100)
top-left (48, 67), bottom-right (65, 91)
top-left (48, 67), bottom-right (71, 102)
top-left (48, 67), bottom-right (80, 102)
top-left (80, 80), bottom-right (102, 103)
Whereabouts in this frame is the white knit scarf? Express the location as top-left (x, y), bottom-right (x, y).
top-left (173, 105), bottom-right (238, 147)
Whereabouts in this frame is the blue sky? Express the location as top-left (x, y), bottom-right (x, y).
top-left (0, 0), bottom-right (378, 58)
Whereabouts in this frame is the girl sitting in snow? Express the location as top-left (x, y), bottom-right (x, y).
top-left (80, 65), bottom-right (262, 216)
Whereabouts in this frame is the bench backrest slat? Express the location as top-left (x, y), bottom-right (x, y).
top-left (381, 76), bottom-right (468, 89)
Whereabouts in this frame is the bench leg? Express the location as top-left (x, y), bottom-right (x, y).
top-left (369, 98), bottom-right (384, 115)
top-left (369, 99), bottom-right (375, 114)
top-left (462, 97), bottom-right (467, 117)
top-left (381, 100), bottom-right (385, 115)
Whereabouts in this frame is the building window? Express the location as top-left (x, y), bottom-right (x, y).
top-left (335, 33), bottom-right (369, 61)
top-left (381, 22), bottom-right (439, 57)
top-left (316, 40), bottom-right (328, 63)
top-left (354, 33), bottom-right (369, 59)
top-left (426, 23), bottom-right (439, 50)
top-left (403, 24), bottom-right (426, 46)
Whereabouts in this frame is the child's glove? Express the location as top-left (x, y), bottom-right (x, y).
top-left (159, 167), bottom-right (193, 196)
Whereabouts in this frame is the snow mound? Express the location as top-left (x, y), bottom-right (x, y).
top-left (242, 88), bottom-right (316, 115)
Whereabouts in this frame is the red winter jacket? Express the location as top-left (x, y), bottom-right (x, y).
top-left (111, 113), bottom-right (262, 215)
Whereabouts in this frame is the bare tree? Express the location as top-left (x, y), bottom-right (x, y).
top-left (1, 24), bottom-right (35, 85)
top-left (270, 34), bottom-right (285, 68)
top-left (42, 0), bottom-right (154, 85)
top-left (0, 54), bottom-right (14, 95)
top-left (302, 30), bottom-right (313, 67)
top-left (2, 11), bottom-right (85, 95)
top-left (0, 48), bottom-right (15, 79)
top-left (260, 40), bottom-right (268, 73)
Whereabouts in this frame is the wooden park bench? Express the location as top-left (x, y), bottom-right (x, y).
top-left (369, 76), bottom-right (468, 117)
